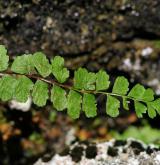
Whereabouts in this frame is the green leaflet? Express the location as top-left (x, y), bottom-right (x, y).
top-left (67, 90), bottom-right (82, 119)
top-left (147, 103), bottom-right (156, 119)
top-left (82, 93), bottom-right (97, 118)
top-left (85, 72), bottom-right (96, 90)
top-left (96, 70), bottom-right (110, 91)
top-left (106, 95), bottom-right (120, 117)
top-left (51, 85), bottom-right (67, 111)
top-left (11, 54), bottom-right (35, 74)
top-left (0, 45), bottom-right (9, 71)
top-left (142, 89), bottom-right (154, 102)
top-left (128, 84), bottom-right (154, 101)
top-left (123, 97), bottom-right (129, 110)
top-left (128, 84), bottom-right (145, 99)
top-left (112, 76), bottom-right (129, 95)
top-left (51, 56), bottom-right (69, 83)
top-left (128, 84), bottom-right (155, 118)
top-left (0, 75), bottom-right (17, 101)
top-left (33, 52), bottom-right (51, 77)
top-left (134, 101), bottom-right (147, 118)
top-left (112, 76), bottom-right (129, 111)
top-left (74, 68), bottom-right (87, 89)
top-left (14, 76), bottom-right (34, 102)
top-left (32, 80), bottom-right (49, 107)
top-left (74, 68), bottom-right (96, 90)
top-left (150, 98), bottom-right (160, 115)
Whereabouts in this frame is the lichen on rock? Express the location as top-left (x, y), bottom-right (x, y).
top-left (34, 138), bottom-right (160, 165)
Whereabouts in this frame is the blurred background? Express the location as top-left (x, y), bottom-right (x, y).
top-left (0, 0), bottom-right (160, 164)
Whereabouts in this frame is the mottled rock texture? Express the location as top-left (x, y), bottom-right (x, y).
top-left (1, 0), bottom-right (160, 90)
top-left (1, 0), bottom-right (160, 55)
top-left (34, 138), bottom-right (160, 165)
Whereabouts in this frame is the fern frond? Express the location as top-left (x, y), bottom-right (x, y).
top-left (0, 45), bottom-right (160, 119)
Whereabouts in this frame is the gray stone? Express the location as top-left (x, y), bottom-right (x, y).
top-left (34, 138), bottom-right (160, 165)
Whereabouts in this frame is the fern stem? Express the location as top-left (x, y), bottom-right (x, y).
top-left (0, 71), bottom-right (149, 104)
top-left (72, 89), bottom-right (148, 103)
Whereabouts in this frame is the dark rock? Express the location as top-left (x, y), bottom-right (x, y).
top-left (59, 147), bottom-right (70, 156)
top-left (146, 146), bottom-right (160, 154)
top-left (122, 148), bottom-right (127, 153)
top-left (107, 146), bottom-right (118, 157)
top-left (130, 140), bottom-right (145, 154)
top-left (79, 140), bottom-right (90, 146)
top-left (114, 140), bottom-right (127, 147)
top-left (1, 0), bottom-right (160, 56)
top-left (42, 151), bottom-right (55, 162)
top-left (133, 148), bottom-right (142, 155)
top-left (146, 147), bottom-right (154, 155)
top-left (85, 145), bottom-right (97, 159)
top-left (35, 139), bottom-right (160, 165)
top-left (152, 147), bottom-right (160, 152)
top-left (70, 146), bottom-right (84, 162)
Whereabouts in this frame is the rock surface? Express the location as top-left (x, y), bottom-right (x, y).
top-left (1, 0), bottom-right (160, 92)
top-left (34, 138), bottom-right (160, 165)
top-left (1, 0), bottom-right (160, 55)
